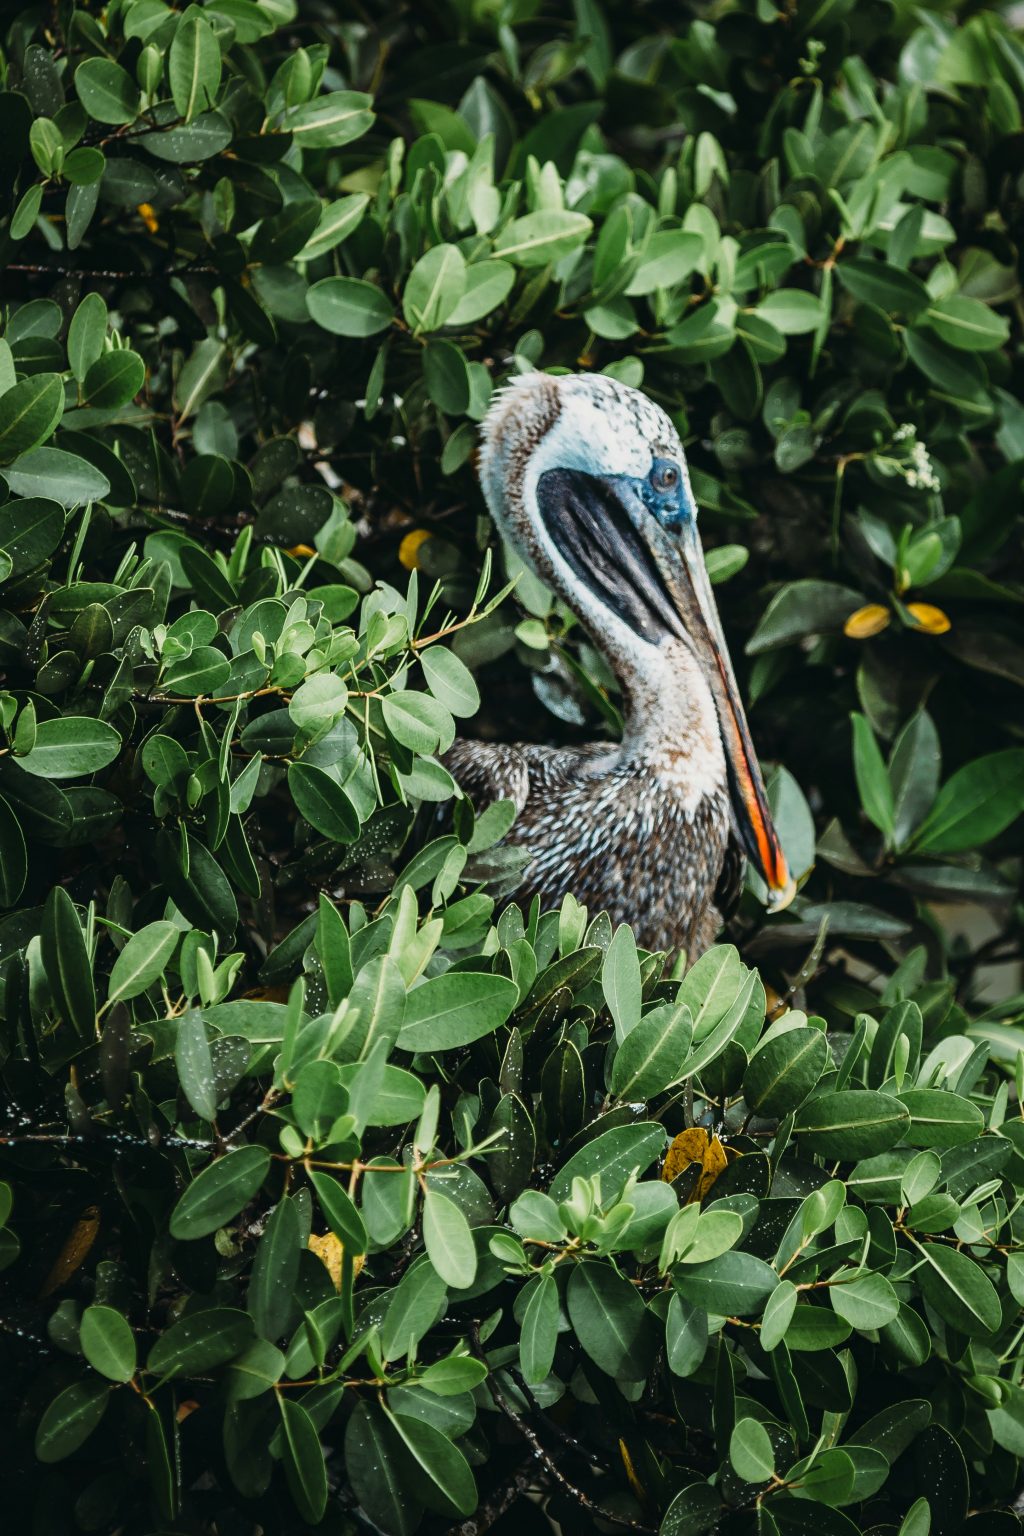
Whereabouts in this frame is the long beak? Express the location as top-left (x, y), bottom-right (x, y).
top-left (646, 516), bottom-right (796, 911)
top-left (536, 465), bottom-right (796, 910)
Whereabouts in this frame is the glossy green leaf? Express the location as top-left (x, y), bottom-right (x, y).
top-left (168, 1147), bottom-right (271, 1239)
top-left (79, 1305), bottom-right (137, 1383)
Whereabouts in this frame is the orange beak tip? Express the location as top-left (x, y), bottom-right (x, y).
top-left (766, 872), bottom-right (798, 913)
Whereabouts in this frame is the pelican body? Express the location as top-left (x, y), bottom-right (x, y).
top-left (446, 372), bottom-right (793, 959)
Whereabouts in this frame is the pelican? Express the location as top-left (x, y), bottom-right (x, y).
top-left (445, 372), bottom-right (795, 959)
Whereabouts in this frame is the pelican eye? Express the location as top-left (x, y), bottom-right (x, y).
top-left (644, 458), bottom-right (687, 525)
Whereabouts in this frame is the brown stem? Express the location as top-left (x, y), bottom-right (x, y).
top-left (446, 1460), bottom-right (540, 1536)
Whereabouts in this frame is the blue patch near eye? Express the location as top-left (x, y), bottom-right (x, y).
top-left (640, 457), bottom-right (693, 529)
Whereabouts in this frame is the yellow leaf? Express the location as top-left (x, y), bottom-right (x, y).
top-left (764, 985), bottom-right (788, 1023)
top-left (137, 203), bottom-right (159, 233)
top-left (308, 1231), bottom-right (364, 1291)
top-left (619, 1439), bottom-right (645, 1503)
top-left (286, 544), bottom-right (317, 558)
top-left (662, 1129), bottom-right (737, 1203)
top-left (905, 602), bottom-right (951, 635)
top-left (697, 1135), bottom-right (733, 1202)
top-left (40, 1206), bottom-right (100, 1297)
top-left (308, 1231), bottom-right (344, 1289)
top-left (843, 603), bottom-right (891, 639)
top-left (399, 529), bottom-right (432, 571)
top-left (662, 1127), bottom-right (711, 1184)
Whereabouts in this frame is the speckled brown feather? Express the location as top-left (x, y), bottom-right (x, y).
top-left (444, 736), bottom-right (729, 958)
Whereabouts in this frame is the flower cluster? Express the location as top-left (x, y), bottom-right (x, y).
top-left (886, 423), bottom-right (942, 492)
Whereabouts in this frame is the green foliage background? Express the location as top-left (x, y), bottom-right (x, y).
top-left (1, 0), bottom-right (1024, 1532)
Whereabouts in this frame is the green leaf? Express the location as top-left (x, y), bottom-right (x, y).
top-left (731, 1417), bottom-right (775, 1482)
top-left (298, 194), bottom-right (370, 261)
top-left (83, 350), bottom-right (145, 410)
top-left (107, 920), bottom-right (179, 1004)
top-left (388, 1409), bottom-right (478, 1517)
top-left (743, 1027), bottom-right (828, 1117)
top-left (67, 295), bottom-right (107, 385)
top-left (830, 1272), bottom-right (900, 1331)
top-left (422, 1187), bottom-right (477, 1289)
top-left (148, 1307), bottom-right (256, 1377)
top-left (2, 447), bottom-right (110, 506)
top-left (794, 1090), bottom-right (910, 1158)
top-left (837, 258), bottom-right (930, 316)
top-left (851, 712), bottom-right (895, 843)
top-left (169, 10), bottom-right (222, 123)
top-left (602, 923), bottom-right (642, 1041)
top-left (288, 762), bottom-right (360, 842)
top-left (747, 581), bottom-right (863, 653)
top-left (381, 1263), bottom-right (447, 1362)
top-left (174, 339), bottom-right (227, 420)
top-left (397, 972), bottom-right (518, 1052)
top-left (307, 277), bottom-right (394, 337)
top-left (79, 1304), bottom-right (137, 1383)
top-left (0, 495), bottom-right (65, 576)
top-left (911, 750), bottom-right (1024, 854)
top-left (163, 645), bottom-right (231, 695)
top-left (418, 1355), bottom-right (487, 1395)
top-left (787, 1447), bottom-right (856, 1506)
top-left (16, 709), bottom-right (118, 774)
top-left (279, 1397), bottom-right (329, 1524)
top-left (494, 209), bottom-right (593, 267)
top-left (282, 90), bottom-right (375, 148)
top-left (550, 1121), bottom-right (667, 1203)
top-left (446, 260), bottom-right (516, 325)
top-left (923, 295), bottom-right (1010, 351)
top-left (345, 1402), bottom-right (419, 1533)
top-left (423, 339), bottom-right (471, 415)
top-left (520, 1272), bottom-right (559, 1384)
top-left (889, 710), bottom-right (941, 848)
top-left (566, 1259), bottom-right (656, 1380)
top-left (897, 1089), bottom-right (985, 1148)
top-left (916, 1242), bottom-right (1001, 1336)
top-left (168, 1146), bottom-right (271, 1238)
top-left (420, 646), bottom-right (480, 716)
top-left (0, 374), bottom-right (64, 463)
top-left (625, 230), bottom-right (703, 295)
top-left (661, 1482), bottom-right (720, 1536)
top-left (248, 1196), bottom-right (301, 1340)
top-left (0, 791), bottom-right (28, 907)
top-left (74, 58), bottom-right (141, 125)
top-left (310, 1170), bottom-right (368, 1253)
top-left (754, 290), bottom-right (823, 334)
top-left (35, 1380), bottom-right (109, 1463)
top-left (175, 1010), bottom-right (219, 1122)
top-left (41, 885), bottom-right (96, 1039)
top-left (611, 1001), bottom-right (693, 1098)
top-left (672, 1250), bottom-right (778, 1315)
top-left (138, 109), bottom-right (233, 162)
top-left (403, 244), bottom-right (467, 333)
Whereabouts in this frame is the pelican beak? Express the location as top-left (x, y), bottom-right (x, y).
top-left (536, 463), bottom-right (795, 910)
top-left (647, 515), bottom-right (795, 910)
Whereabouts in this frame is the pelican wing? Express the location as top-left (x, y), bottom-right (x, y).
top-left (443, 739), bottom-right (531, 815)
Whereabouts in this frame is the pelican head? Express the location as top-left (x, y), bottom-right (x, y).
top-left (479, 370), bottom-right (795, 911)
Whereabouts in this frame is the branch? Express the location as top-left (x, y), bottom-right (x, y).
top-left (470, 1327), bottom-right (656, 1536)
top-left (446, 1460), bottom-right (539, 1536)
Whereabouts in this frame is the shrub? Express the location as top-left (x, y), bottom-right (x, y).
top-left (1, 0), bottom-right (1023, 1532)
